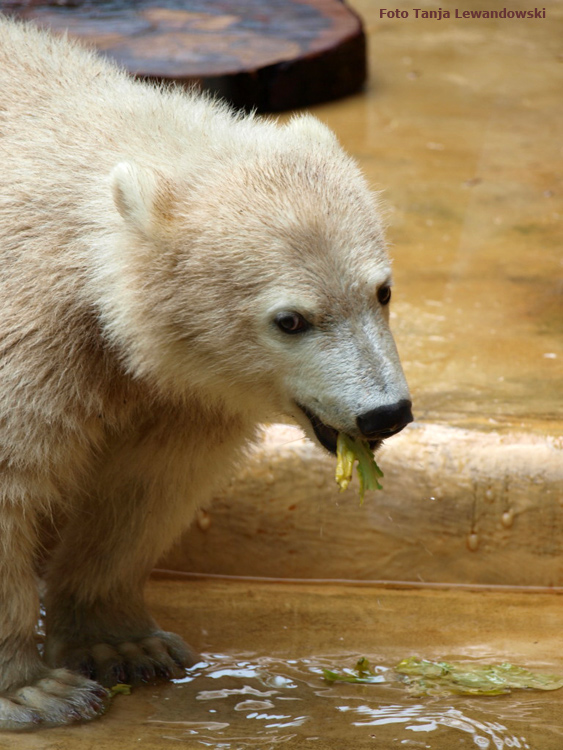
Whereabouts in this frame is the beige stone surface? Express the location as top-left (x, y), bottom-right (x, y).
top-left (334, 0), bottom-right (562, 436)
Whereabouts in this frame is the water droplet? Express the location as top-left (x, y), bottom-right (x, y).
top-left (467, 532), bottom-right (479, 552)
top-left (502, 509), bottom-right (514, 528)
top-left (197, 510), bottom-right (211, 531)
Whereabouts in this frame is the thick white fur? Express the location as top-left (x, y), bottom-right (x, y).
top-left (0, 16), bottom-right (409, 729)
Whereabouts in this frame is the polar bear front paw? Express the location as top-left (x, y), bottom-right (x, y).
top-left (0, 669), bottom-right (109, 731)
top-left (51, 631), bottom-right (196, 687)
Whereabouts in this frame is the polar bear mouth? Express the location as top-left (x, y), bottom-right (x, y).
top-left (298, 404), bottom-right (339, 453)
top-left (297, 404), bottom-right (380, 455)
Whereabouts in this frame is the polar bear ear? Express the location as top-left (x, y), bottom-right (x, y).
top-left (285, 114), bottom-right (338, 147)
top-left (111, 161), bottom-right (173, 237)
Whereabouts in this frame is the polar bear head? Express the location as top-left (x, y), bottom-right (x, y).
top-left (107, 114), bottom-right (412, 453)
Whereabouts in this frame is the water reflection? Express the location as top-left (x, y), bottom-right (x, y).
top-left (147, 653), bottom-right (561, 748)
top-left (337, 704), bottom-right (529, 748)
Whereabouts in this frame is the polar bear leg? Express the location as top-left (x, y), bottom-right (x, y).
top-left (0, 506), bottom-right (108, 730)
top-left (44, 431), bottom-right (201, 686)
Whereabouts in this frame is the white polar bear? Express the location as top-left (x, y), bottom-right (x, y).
top-left (0, 16), bottom-right (412, 730)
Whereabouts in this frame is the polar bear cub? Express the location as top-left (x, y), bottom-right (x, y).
top-left (0, 16), bottom-right (411, 729)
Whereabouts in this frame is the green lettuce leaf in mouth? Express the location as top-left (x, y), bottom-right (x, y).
top-left (335, 433), bottom-right (384, 503)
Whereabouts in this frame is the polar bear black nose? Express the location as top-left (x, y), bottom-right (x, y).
top-left (356, 399), bottom-right (413, 439)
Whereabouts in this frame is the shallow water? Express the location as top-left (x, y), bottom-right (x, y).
top-left (147, 652), bottom-right (563, 749)
top-left (11, 579), bottom-right (563, 750)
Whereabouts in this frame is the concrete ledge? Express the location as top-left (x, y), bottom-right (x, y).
top-left (161, 423), bottom-right (563, 587)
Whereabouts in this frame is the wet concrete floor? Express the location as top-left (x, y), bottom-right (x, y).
top-left (8, 577), bottom-right (563, 749)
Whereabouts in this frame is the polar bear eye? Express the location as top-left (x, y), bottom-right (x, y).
top-left (275, 312), bottom-right (310, 334)
top-left (377, 285), bottom-right (392, 306)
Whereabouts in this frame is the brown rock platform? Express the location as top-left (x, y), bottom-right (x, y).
top-left (1, 0), bottom-right (367, 110)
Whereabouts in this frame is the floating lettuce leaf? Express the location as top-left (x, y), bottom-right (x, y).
top-left (335, 434), bottom-right (384, 503)
top-left (323, 656), bottom-right (563, 696)
top-left (395, 657), bottom-right (563, 696)
top-left (323, 657), bottom-right (385, 684)
top-left (109, 683), bottom-right (132, 697)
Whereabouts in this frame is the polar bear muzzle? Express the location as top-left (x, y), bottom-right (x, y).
top-left (298, 399), bottom-right (413, 455)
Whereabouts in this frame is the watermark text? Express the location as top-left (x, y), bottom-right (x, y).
top-left (379, 8), bottom-right (547, 20)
